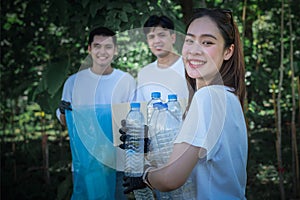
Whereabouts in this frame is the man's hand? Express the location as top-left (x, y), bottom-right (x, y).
top-left (118, 119), bottom-right (151, 153)
top-left (119, 119), bottom-right (127, 149)
top-left (59, 100), bottom-right (72, 114)
top-left (123, 176), bottom-right (147, 194)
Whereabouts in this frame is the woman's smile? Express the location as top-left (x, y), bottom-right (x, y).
top-left (187, 59), bottom-right (207, 68)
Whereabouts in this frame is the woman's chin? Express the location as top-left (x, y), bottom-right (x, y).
top-left (186, 70), bottom-right (201, 79)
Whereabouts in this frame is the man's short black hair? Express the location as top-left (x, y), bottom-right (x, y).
top-left (143, 15), bottom-right (174, 35)
top-left (88, 27), bottom-right (116, 46)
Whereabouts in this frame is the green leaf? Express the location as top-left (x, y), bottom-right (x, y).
top-left (90, 2), bottom-right (99, 18)
top-left (57, 173), bottom-right (72, 200)
top-left (45, 59), bottom-right (70, 97)
top-left (122, 3), bottom-right (134, 13)
top-left (89, 2), bottom-right (106, 18)
top-left (119, 11), bottom-right (128, 22)
top-left (81, 0), bottom-right (89, 8)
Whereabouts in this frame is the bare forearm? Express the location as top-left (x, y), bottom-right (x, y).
top-left (60, 114), bottom-right (66, 126)
top-left (147, 143), bottom-right (199, 191)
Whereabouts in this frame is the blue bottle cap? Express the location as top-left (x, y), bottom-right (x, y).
top-left (168, 94), bottom-right (177, 100)
top-left (161, 103), bottom-right (168, 109)
top-left (130, 102), bottom-right (140, 108)
top-left (151, 92), bottom-right (161, 98)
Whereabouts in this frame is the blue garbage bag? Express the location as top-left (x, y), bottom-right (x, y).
top-left (66, 104), bottom-right (117, 200)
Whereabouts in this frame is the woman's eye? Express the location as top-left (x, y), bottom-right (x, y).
top-left (202, 41), bottom-right (214, 46)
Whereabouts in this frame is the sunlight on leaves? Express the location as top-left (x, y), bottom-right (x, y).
top-left (256, 164), bottom-right (279, 184)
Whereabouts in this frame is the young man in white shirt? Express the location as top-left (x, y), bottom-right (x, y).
top-left (57, 27), bottom-right (135, 200)
top-left (134, 15), bottom-right (191, 200)
top-left (136, 15), bottom-right (189, 103)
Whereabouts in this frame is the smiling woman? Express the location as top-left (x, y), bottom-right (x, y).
top-left (123, 8), bottom-right (248, 200)
top-left (182, 16), bottom-right (234, 88)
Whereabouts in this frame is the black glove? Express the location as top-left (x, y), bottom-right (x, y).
top-left (123, 175), bottom-right (147, 194)
top-left (59, 100), bottom-right (72, 114)
top-left (119, 119), bottom-right (150, 153)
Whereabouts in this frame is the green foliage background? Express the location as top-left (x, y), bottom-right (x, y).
top-left (1, 0), bottom-right (299, 199)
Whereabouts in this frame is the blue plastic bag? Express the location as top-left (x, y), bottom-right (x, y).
top-left (66, 104), bottom-right (117, 200)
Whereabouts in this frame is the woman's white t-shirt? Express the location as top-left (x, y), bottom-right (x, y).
top-left (175, 85), bottom-right (248, 200)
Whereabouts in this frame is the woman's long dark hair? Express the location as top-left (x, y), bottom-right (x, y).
top-left (183, 8), bottom-right (246, 118)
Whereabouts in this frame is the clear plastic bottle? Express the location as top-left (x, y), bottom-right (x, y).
top-left (147, 102), bottom-right (163, 166)
top-left (153, 103), bottom-right (196, 200)
top-left (124, 102), bottom-right (154, 200)
top-left (147, 92), bottom-right (162, 125)
top-left (148, 102), bottom-right (163, 132)
top-left (167, 94), bottom-right (182, 123)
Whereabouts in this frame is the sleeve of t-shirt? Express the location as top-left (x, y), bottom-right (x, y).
top-left (61, 75), bottom-right (75, 102)
top-left (56, 75), bottom-right (75, 121)
top-left (174, 86), bottom-right (227, 158)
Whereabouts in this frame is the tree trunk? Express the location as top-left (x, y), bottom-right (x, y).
top-left (179, 0), bottom-right (193, 25)
top-left (41, 111), bottom-right (50, 184)
top-left (276, 0), bottom-right (285, 199)
top-left (241, 0), bottom-right (247, 41)
top-left (241, 0), bottom-right (250, 132)
top-left (288, 4), bottom-right (300, 198)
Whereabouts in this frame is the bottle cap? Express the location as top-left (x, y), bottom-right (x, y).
top-left (130, 102), bottom-right (140, 108)
top-left (168, 94), bottom-right (177, 100)
top-left (151, 92), bottom-right (161, 99)
top-left (161, 103), bottom-right (168, 109)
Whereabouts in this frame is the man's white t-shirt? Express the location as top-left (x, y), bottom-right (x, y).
top-left (175, 85), bottom-right (248, 200)
top-left (136, 57), bottom-right (188, 102)
top-left (56, 68), bottom-right (136, 119)
top-left (59, 68), bottom-right (135, 106)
